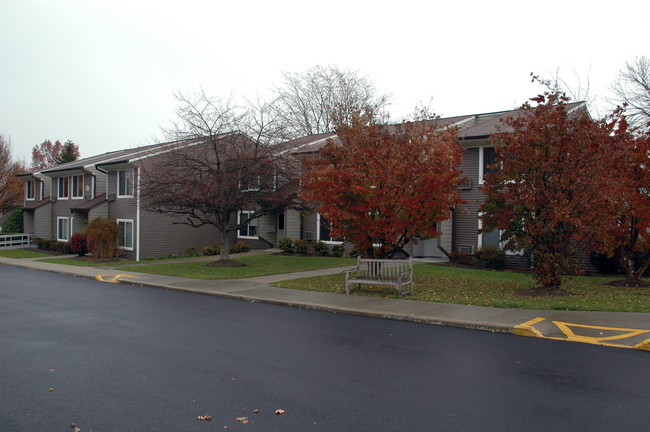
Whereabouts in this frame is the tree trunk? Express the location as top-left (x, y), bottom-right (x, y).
top-left (219, 229), bottom-right (230, 261)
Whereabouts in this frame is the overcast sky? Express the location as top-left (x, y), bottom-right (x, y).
top-left (1, 0), bottom-right (648, 164)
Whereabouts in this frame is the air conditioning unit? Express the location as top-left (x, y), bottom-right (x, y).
top-left (304, 232), bottom-right (317, 241)
top-left (457, 244), bottom-right (474, 254)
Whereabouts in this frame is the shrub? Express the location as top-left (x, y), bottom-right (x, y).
top-left (331, 243), bottom-right (346, 257)
top-left (70, 233), bottom-right (88, 256)
top-left (449, 251), bottom-right (471, 265)
top-left (229, 241), bottom-right (251, 254)
top-left (294, 239), bottom-right (308, 255)
top-left (185, 246), bottom-right (201, 257)
top-left (1, 209), bottom-right (23, 234)
top-left (84, 217), bottom-right (122, 261)
top-left (472, 246), bottom-right (506, 269)
top-left (279, 237), bottom-right (294, 253)
top-left (313, 240), bottom-right (329, 257)
top-left (349, 246), bottom-right (363, 258)
top-left (202, 243), bottom-right (220, 256)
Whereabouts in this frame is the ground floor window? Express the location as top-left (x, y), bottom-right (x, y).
top-left (238, 211), bottom-right (258, 239)
top-left (57, 217), bottom-right (69, 241)
top-left (117, 219), bottom-right (134, 250)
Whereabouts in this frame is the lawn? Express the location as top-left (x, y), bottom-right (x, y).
top-left (273, 264), bottom-right (650, 313)
top-left (115, 255), bottom-right (357, 279)
top-left (0, 249), bottom-right (52, 259)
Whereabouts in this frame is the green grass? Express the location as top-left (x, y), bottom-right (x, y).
top-left (273, 264), bottom-right (650, 313)
top-left (0, 249), bottom-right (52, 259)
top-left (38, 257), bottom-right (140, 266)
top-left (115, 255), bottom-right (356, 279)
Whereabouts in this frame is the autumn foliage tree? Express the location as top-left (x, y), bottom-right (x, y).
top-left (479, 91), bottom-right (615, 292)
top-left (586, 119), bottom-right (650, 281)
top-left (301, 110), bottom-right (464, 258)
top-left (0, 135), bottom-right (24, 216)
top-left (31, 139), bottom-right (80, 169)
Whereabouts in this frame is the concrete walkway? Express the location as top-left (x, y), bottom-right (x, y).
top-left (1, 253), bottom-right (649, 352)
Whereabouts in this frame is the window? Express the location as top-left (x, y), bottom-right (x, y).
top-left (240, 176), bottom-right (260, 192)
top-left (57, 217), bottom-right (69, 241)
top-left (117, 219), bottom-right (134, 250)
top-left (479, 146), bottom-right (498, 184)
top-left (118, 169), bottom-right (134, 197)
top-left (318, 213), bottom-right (342, 243)
top-left (238, 211), bottom-right (258, 238)
top-left (26, 180), bottom-right (35, 200)
top-left (58, 177), bottom-right (69, 199)
top-left (71, 175), bottom-right (84, 199)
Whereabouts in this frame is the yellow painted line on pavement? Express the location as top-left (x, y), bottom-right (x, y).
top-left (552, 321), bottom-right (650, 344)
top-left (95, 274), bottom-right (140, 283)
top-left (514, 317), bottom-right (650, 350)
top-left (514, 317), bottom-right (546, 337)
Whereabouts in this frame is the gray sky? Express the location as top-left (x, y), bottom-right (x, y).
top-left (1, 0), bottom-right (648, 164)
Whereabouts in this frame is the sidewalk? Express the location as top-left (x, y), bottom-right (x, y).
top-left (2, 254), bottom-right (649, 352)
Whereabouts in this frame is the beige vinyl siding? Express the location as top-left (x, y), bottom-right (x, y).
top-left (285, 209), bottom-right (301, 240)
top-left (258, 214), bottom-right (277, 246)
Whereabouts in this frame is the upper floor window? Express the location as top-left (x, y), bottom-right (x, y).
top-left (26, 180), bottom-right (35, 200)
top-left (240, 176), bottom-right (260, 192)
top-left (238, 211), bottom-right (258, 239)
top-left (118, 169), bottom-right (134, 197)
top-left (58, 177), bottom-right (70, 199)
top-left (479, 146), bottom-right (498, 184)
top-left (71, 175), bottom-right (84, 199)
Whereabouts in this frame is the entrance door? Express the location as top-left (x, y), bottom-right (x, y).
top-left (277, 212), bottom-right (285, 243)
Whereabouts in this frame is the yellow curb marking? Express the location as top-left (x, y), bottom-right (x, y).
top-left (515, 317), bottom-right (650, 350)
top-left (95, 274), bottom-right (140, 283)
top-left (514, 317), bottom-right (546, 337)
top-left (552, 321), bottom-right (650, 344)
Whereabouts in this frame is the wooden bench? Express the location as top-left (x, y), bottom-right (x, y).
top-left (345, 257), bottom-right (414, 299)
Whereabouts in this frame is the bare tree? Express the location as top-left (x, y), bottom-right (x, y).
top-left (0, 135), bottom-right (24, 216)
top-left (610, 56), bottom-right (650, 128)
top-left (273, 65), bottom-right (391, 136)
top-left (139, 91), bottom-right (302, 262)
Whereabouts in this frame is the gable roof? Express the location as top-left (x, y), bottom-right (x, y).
top-left (289, 102), bottom-right (587, 154)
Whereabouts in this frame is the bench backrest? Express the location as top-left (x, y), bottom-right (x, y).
top-left (356, 257), bottom-right (412, 279)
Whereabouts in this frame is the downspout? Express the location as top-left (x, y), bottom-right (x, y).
top-left (136, 167), bottom-right (141, 262)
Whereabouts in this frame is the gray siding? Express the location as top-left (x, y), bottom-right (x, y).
top-left (23, 211), bottom-right (34, 234)
top-left (34, 203), bottom-right (52, 239)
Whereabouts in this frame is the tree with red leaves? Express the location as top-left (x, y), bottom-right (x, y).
top-left (0, 135), bottom-right (25, 216)
top-left (301, 110), bottom-right (464, 258)
top-left (587, 117), bottom-right (650, 282)
top-left (479, 91), bottom-right (615, 292)
top-left (31, 140), bottom-right (80, 169)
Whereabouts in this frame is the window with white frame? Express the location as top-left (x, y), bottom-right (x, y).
top-left (57, 217), bottom-right (69, 241)
top-left (118, 169), bottom-right (134, 197)
top-left (238, 211), bottom-right (258, 239)
top-left (318, 213), bottom-right (342, 243)
top-left (58, 177), bottom-right (70, 199)
top-left (26, 180), bottom-right (35, 200)
top-left (117, 219), bottom-right (134, 250)
top-left (240, 176), bottom-right (260, 192)
top-left (479, 146), bottom-right (498, 184)
top-left (71, 175), bottom-right (84, 199)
